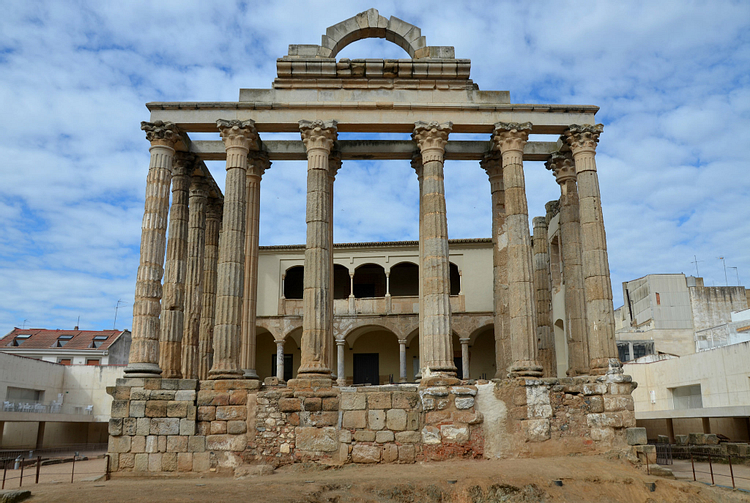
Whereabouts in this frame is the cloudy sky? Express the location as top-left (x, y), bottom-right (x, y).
top-left (1, 1), bottom-right (748, 333)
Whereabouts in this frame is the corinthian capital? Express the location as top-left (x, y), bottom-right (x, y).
top-left (410, 153), bottom-right (423, 180)
top-left (545, 152), bottom-right (575, 184)
top-left (299, 120), bottom-right (338, 153)
top-left (247, 150), bottom-right (271, 178)
top-left (172, 152), bottom-right (196, 177)
top-left (328, 152), bottom-right (342, 179)
top-left (412, 121), bottom-right (452, 162)
top-left (207, 197), bottom-right (223, 221)
top-left (141, 120), bottom-right (181, 145)
top-left (217, 119), bottom-right (258, 150)
top-left (564, 124), bottom-right (603, 155)
top-left (480, 150), bottom-right (503, 180)
top-left (492, 122), bottom-right (532, 153)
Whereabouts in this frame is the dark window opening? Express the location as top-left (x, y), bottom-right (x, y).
top-left (450, 263), bottom-right (460, 295)
top-left (56, 335), bottom-right (73, 347)
top-left (389, 262), bottom-right (419, 296)
top-left (271, 354), bottom-right (294, 381)
top-left (12, 335), bottom-right (30, 346)
top-left (284, 266), bottom-right (304, 299)
top-left (454, 356), bottom-right (463, 379)
top-left (91, 335), bottom-right (108, 348)
top-left (353, 353), bottom-right (379, 385)
top-left (333, 264), bottom-right (350, 299)
top-left (353, 264), bottom-right (386, 298)
top-left (617, 343), bottom-right (630, 363)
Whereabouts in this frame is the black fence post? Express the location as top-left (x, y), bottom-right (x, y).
top-left (105, 454), bottom-right (110, 481)
top-left (690, 450), bottom-right (696, 481)
top-left (70, 455), bottom-right (75, 484)
top-left (728, 455), bottom-right (735, 490)
top-left (35, 456), bottom-right (41, 484)
top-left (708, 453), bottom-right (714, 485)
top-left (19, 459), bottom-right (24, 488)
top-left (2, 459), bottom-right (6, 489)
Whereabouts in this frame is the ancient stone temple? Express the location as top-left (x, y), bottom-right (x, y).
top-left (108, 10), bottom-right (638, 474)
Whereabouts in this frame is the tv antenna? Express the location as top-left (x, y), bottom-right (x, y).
top-left (690, 255), bottom-right (703, 277)
top-left (113, 299), bottom-right (128, 330)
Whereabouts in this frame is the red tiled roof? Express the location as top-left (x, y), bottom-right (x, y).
top-left (0, 328), bottom-right (124, 350)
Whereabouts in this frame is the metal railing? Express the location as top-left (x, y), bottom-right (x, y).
top-left (2, 401), bottom-right (94, 415)
top-left (1, 454), bottom-right (108, 489)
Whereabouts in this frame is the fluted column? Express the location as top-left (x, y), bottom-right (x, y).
top-left (181, 174), bottom-right (209, 379)
top-left (199, 198), bottom-right (222, 380)
top-left (411, 155), bottom-right (424, 381)
top-left (398, 339), bottom-right (407, 382)
top-left (297, 120), bottom-right (337, 379)
top-left (532, 216), bottom-right (555, 377)
top-left (276, 339), bottom-right (285, 381)
top-left (209, 119), bottom-right (258, 379)
top-left (157, 153), bottom-right (192, 378)
top-left (336, 339), bottom-right (346, 386)
top-left (125, 121), bottom-right (180, 377)
top-left (413, 121), bottom-right (457, 381)
top-left (481, 151), bottom-right (510, 378)
top-left (547, 152), bottom-right (590, 376)
top-left (564, 125), bottom-right (619, 375)
top-left (492, 122), bottom-right (542, 377)
top-left (459, 338), bottom-right (470, 380)
top-left (240, 152), bottom-right (270, 380)
top-left (328, 154), bottom-right (341, 379)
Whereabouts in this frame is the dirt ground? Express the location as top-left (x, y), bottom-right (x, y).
top-left (12, 455), bottom-right (750, 503)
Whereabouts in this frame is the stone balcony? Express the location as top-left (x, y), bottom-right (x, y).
top-left (278, 295), bottom-right (465, 317)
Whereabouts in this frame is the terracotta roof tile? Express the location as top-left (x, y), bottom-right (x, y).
top-left (0, 328), bottom-right (124, 350)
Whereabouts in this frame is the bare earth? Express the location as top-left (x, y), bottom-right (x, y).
top-left (15, 455), bottom-right (750, 503)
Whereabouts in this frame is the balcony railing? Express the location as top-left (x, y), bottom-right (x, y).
top-left (279, 294), bottom-right (464, 316)
top-left (2, 401), bottom-right (93, 416)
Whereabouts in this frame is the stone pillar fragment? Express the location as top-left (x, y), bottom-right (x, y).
top-left (336, 339), bottom-right (346, 386)
top-left (198, 198), bottom-right (222, 380)
top-left (564, 124), bottom-right (619, 375)
top-left (411, 155), bottom-right (424, 381)
top-left (412, 121), bottom-right (457, 382)
top-left (209, 119), bottom-right (258, 379)
top-left (297, 120), bottom-right (337, 379)
top-left (532, 217), bottom-right (556, 377)
top-left (459, 338), bottom-right (470, 380)
top-left (398, 339), bottom-right (407, 382)
top-left (547, 152), bottom-right (590, 375)
top-left (240, 152), bottom-right (270, 380)
top-left (492, 122), bottom-right (542, 377)
top-left (481, 151), bottom-right (510, 378)
top-left (328, 154), bottom-right (341, 379)
top-left (125, 121), bottom-right (180, 377)
top-left (181, 174), bottom-right (209, 379)
top-left (276, 339), bottom-right (286, 381)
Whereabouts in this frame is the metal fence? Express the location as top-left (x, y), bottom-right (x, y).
top-left (1, 454), bottom-right (108, 489)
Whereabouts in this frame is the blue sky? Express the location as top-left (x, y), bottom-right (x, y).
top-left (1, 1), bottom-right (749, 332)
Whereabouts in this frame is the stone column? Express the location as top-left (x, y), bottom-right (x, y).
top-left (547, 152), bottom-right (590, 376)
top-left (564, 124), bottom-right (619, 375)
top-left (328, 154), bottom-right (341, 379)
top-left (492, 122), bottom-right (542, 377)
top-left (240, 152), bottom-right (270, 380)
top-left (125, 121), bottom-right (180, 378)
top-left (459, 338), bottom-right (470, 380)
top-left (411, 155), bottom-right (424, 380)
top-left (412, 121), bottom-right (457, 382)
top-left (276, 339), bottom-right (285, 381)
top-left (336, 339), bottom-right (346, 386)
top-left (481, 151), bottom-right (510, 378)
top-left (181, 174), bottom-right (209, 380)
top-left (297, 120), bottom-right (337, 379)
top-left (532, 217), bottom-right (556, 377)
top-left (398, 339), bottom-right (407, 382)
top-left (198, 198), bottom-right (222, 380)
top-left (209, 119), bottom-right (258, 379)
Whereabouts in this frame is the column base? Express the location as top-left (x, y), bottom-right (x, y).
top-left (242, 369), bottom-right (260, 380)
top-left (207, 369), bottom-right (245, 380)
top-left (419, 369), bottom-right (460, 387)
top-left (508, 361), bottom-right (544, 378)
top-left (287, 377), bottom-right (334, 390)
top-left (590, 357), bottom-right (622, 377)
top-left (123, 362), bottom-right (163, 378)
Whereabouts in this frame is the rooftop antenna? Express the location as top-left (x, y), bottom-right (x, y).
top-left (718, 257), bottom-right (728, 286)
top-left (113, 299), bottom-right (127, 330)
top-left (728, 266), bottom-right (741, 287)
top-left (690, 255), bottom-right (703, 277)
top-left (22, 319), bottom-right (27, 330)
top-left (76, 315), bottom-right (80, 330)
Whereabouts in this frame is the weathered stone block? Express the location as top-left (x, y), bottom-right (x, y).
top-left (620, 410), bottom-right (637, 427)
top-left (398, 444), bottom-right (415, 463)
top-left (368, 392), bottom-right (392, 409)
top-left (119, 452), bottom-right (135, 469)
top-left (175, 390), bottom-right (196, 402)
top-left (145, 435), bottom-right (158, 453)
top-left (228, 390), bottom-right (248, 405)
top-left (395, 431), bottom-right (421, 443)
top-left (178, 379), bottom-right (198, 390)
top-left (167, 435), bottom-right (188, 452)
top-left (213, 379), bottom-right (260, 391)
top-left (304, 397), bottom-right (322, 411)
top-left (211, 421), bottom-right (227, 434)
top-left (421, 397), bottom-right (435, 411)
top-left (392, 392), bottom-right (419, 409)
top-left (296, 426), bottom-right (338, 452)
top-left (421, 425), bottom-right (441, 444)
top-left (151, 390), bottom-right (176, 401)
top-left (136, 417), bottom-right (150, 436)
top-left (110, 386), bottom-right (131, 400)
top-left (131, 435), bottom-right (146, 453)
top-left (144, 378), bottom-right (162, 390)
top-left (586, 396), bottom-right (604, 413)
top-left (111, 400), bottom-right (129, 418)
top-left (522, 419), bottom-right (551, 442)
top-left (134, 453), bottom-right (149, 472)
top-left (148, 453), bottom-right (162, 472)
top-left (180, 418), bottom-right (196, 435)
top-left (375, 430), bottom-right (394, 443)
top-left (582, 383), bottom-right (607, 396)
top-left (145, 400), bottom-right (167, 418)
top-left (130, 388), bottom-right (149, 400)
top-left (192, 452), bottom-right (211, 472)
top-left (633, 444), bottom-right (656, 464)
top-left (108, 435), bottom-right (131, 453)
top-left (528, 404), bottom-right (553, 418)
top-left (353, 430), bottom-right (376, 442)
top-left (626, 427), bottom-right (648, 446)
top-left (109, 418), bottom-right (123, 436)
top-left (689, 433), bottom-right (707, 445)
top-left (206, 434), bottom-right (248, 452)
top-left (587, 413), bottom-right (623, 429)
top-left (352, 444), bottom-right (381, 463)
top-left (216, 405), bottom-right (247, 420)
top-left (440, 425), bottom-right (469, 443)
top-left (406, 411), bottom-right (419, 431)
top-left (123, 417), bottom-right (137, 436)
top-left (455, 397), bottom-right (475, 410)
top-left (451, 386), bottom-right (477, 396)
top-left (609, 383), bottom-right (634, 395)
top-left (188, 435), bottom-right (206, 453)
top-left (186, 404), bottom-right (197, 421)
top-left (197, 390), bottom-right (229, 406)
top-left (309, 411), bottom-right (338, 427)
top-left (160, 379), bottom-right (180, 391)
top-left (706, 434), bottom-right (719, 445)
top-left (340, 393), bottom-right (366, 410)
top-left (279, 398), bottom-right (302, 412)
top-left (108, 452), bottom-right (119, 472)
top-left (158, 435), bottom-right (167, 452)
top-left (368, 410), bottom-right (386, 430)
top-left (339, 430), bottom-right (352, 443)
top-left (150, 418), bottom-right (180, 435)
top-left (130, 400), bottom-right (146, 418)
top-left (603, 395), bottom-right (634, 412)
top-left (161, 452), bottom-right (177, 472)
top-left (591, 427), bottom-right (615, 444)
top-left (322, 397), bottom-right (339, 411)
top-left (167, 401), bottom-right (189, 418)
top-left (513, 386), bottom-right (528, 406)
top-left (386, 409), bottom-right (407, 431)
top-left (452, 410), bottom-right (483, 425)
top-left (177, 452), bottom-right (193, 472)
top-left (726, 443), bottom-right (750, 456)
top-left (675, 435), bottom-right (689, 445)
top-left (382, 443), bottom-right (398, 463)
top-left (197, 406), bottom-right (216, 421)
top-left (227, 420), bottom-right (247, 434)
top-left (657, 434), bottom-right (670, 444)
top-left (425, 410), bottom-right (451, 425)
top-left (343, 410), bottom-right (367, 429)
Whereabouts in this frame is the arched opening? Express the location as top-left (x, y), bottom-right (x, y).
top-left (333, 264), bottom-right (350, 299)
top-left (353, 263), bottom-right (386, 298)
top-left (345, 326), bottom-right (400, 385)
top-left (255, 329), bottom-right (276, 381)
top-left (469, 326), bottom-right (496, 380)
top-left (450, 262), bottom-right (460, 295)
top-left (389, 262), bottom-right (419, 296)
top-left (406, 328), bottom-right (420, 382)
top-left (284, 266), bottom-right (303, 299)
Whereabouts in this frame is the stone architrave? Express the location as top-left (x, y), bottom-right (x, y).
top-left (492, 122), bottom-right (542, 377)
top-left (410, 155), bottom-right (424, 380)
top-left (297, 120), bottom-right (337, 378)
top-left (181, 175), bottom-right (209, 380)
top-left (546, 152), bottom-right (589, 376)
top-left (198, 198), bottom-right (221, 380)
top-left (240, 151), bottom-right (270, 380)
top-left (532, 216), bottom-right (555, 377)
top-left (209, 119), bottom-right (258, 379)
top-left (480, 151), bottom-right (510, 378)
top-left (564, 124), bottom-right (619, 374)
top-left (412, 121), bottom-right (457, 380)
top-left (125, 121), bottom-right (181, 378)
